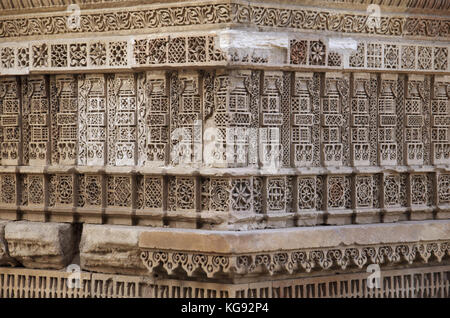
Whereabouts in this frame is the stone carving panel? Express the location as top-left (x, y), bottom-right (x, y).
top-left (378, 74), bottom-right (398, 165)
top-left (321, 73), bottom-right (349, 166)
top-left (350, 73), bottom-right (377, 166)
top-left (0, 77), bottom-right (21, 165)
top-left (51, 75), bottom-right (78, 165)
top-left (143, 71), bottom-right (169, 166)
top-left (108, 74), bottom-right (137, 166)
top-left (23, 76), bottom-right (50, 165)
top-left (0, 69), bottom-right (448, 228)
top-left (78, 74), bottom-right (107, 166)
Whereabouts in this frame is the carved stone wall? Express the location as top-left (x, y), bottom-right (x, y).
top-left (0, 70), bottom-right (448, 229)
top-left (0, 0), bottom-right (449, 298)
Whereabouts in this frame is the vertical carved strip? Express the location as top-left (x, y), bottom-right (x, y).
top-left (137, 72), bottom-right (147, 166)
top-left (78, 75), bottom-right (88, 166)
top-left (107, 74), bottom-right (117, 166)
top-left (312, 73), bottom-right (320, 167)
top-left (50, 76), bottom-right (59, 164)
top-left (203, 71), bottom-right (215, 121)
top-left (169, 71), bottom-right (179, 165)
top-left (396, 75), bottom-right (405, 165)
top-left (339, 75), bottom-right (350, 166)
top-left (423, 76), bottom-right (431, 166)
top-left (21, 77), bottom-right (30, 165)
top-left (281, 72), bottom-right (291, 167)
top-left (247, 71), bottom-right (260, 167)
top-left (369, 75), bottom-right (378, 166)
top-left (431, 76), bottom-right (449, 165)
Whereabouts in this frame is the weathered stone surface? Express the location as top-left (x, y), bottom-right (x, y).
top-left (0, 221), bottom-right (18, 266)
top-left (139, 220), bottom-right (450, 254)
top-left (0, 0), bottom-right (448, 299)
top-left (5, 221), bottom-right (77, 269)
top-left (80, 224), bottom-right (148, 275)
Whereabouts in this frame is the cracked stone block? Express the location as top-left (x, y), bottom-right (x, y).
top-left (5, 221), bottom-right (77, 269)
top-left (0, 221), bottom-right (18, 266)
top-left (80, 224), bottom-right (148, 275)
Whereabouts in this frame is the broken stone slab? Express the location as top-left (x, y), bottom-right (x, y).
top-left (5, 221), bottom-right (77, 269)
top-left (0, 220), bottom-right (18, 266)
top-left (80, 224), bottom-right (149, 276)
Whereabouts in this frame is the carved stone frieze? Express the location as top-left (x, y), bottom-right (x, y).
top-left (141, 240), bottom-right (450, 278)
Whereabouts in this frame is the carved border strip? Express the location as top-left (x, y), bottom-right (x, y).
top-left (0, 1), bottom-right (449, 39)
top-left (1, 171), bottom-right (449, 226)
top-left (0, 3), bottom-right (232, 39)
top-left (231, 2), bottom-right (450, 39)
top-left (0, 34), bottom-right (227, 75)
top-left (0, 35), bottom-right (449, 74)
top-left (140, 240), bottom-right (450, 278)
top-left (2, 0), bottom-right (450, 12)
top-left (1, 0), bottom-right (450, 12)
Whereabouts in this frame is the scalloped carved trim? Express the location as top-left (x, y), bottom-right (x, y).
top-left (141, 241), bottom-right (450, 278)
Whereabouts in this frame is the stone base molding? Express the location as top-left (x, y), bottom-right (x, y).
top-left (0, 220), bottom-right (448, 278)
top-left (138, 220), bottom-right (450, 279)
top-left (0, 217), bottom-right (449, 298)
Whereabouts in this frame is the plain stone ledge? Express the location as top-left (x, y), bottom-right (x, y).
top-left (138, 220), bottom-right (450, 254)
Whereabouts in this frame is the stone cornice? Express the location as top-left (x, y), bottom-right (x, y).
top-left (0, 0), bottom-right (448, 41)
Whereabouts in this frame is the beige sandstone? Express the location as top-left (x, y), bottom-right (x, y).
top-left (139, 220), bottom-right (450, 254)
top-left (0, 0), bottom-right (449, 298)
top-left (5, 221), bottom-right (77, 269)
top-left (0, 221), bottom-right (17, 266)
top-left (80, 224), bottom-right (149, 275)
